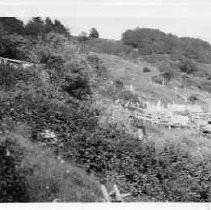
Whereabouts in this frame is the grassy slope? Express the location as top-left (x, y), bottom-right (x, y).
top-left (0, 131), bottom-right (102, 202)
top-left (89, 42), bottom-right (211, 165)
top-left (96, 52), bottom-right (185, 103)
top-left (93, 50), bottom-right (211, 108)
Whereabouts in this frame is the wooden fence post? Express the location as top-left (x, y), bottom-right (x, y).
top-left (100, 185), bottom-right (111, 202)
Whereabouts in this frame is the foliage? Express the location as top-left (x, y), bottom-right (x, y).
top-left (40, 53), bottom-right (65, 70)
top-left (24, 17), bottom-right (46, 38)
top-left (122, 27), bottom-right (211, 63)
top-left (85, 39), bottom-right (136, 58)
top-left (0, 17), bottom-right (25, 35)
top-left (59, 61), bottom-right (92, 100)
top-left (0, 132), bottom-right (102, 202)
top-left (24, 17), bottom-right (70, 39)
top-left (0, 26), bottom-right (32, 59)
top-left (143, 67), bottom-right (151, 73)
top-left (113, 79), bottom-right (124, 89)
top-left (89, 28), bottom-right (99, 39)
top-left (0, 135), bottom-right (29, 202)
top-left (0, 64), bottom-right (35, 90)
top-left (179, 59), bottom-right (198, 74)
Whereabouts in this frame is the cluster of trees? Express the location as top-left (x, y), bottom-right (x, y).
top-left (122, 28), bottom-right (211, 63)
top-left (0, 17), bottom-right (70, 60)
top-left (78, 27), bottom-right (99, 41)
top-left (24, 17), bottom-right (70, 38)
top-left (0, 17), bottom-right (70, 38)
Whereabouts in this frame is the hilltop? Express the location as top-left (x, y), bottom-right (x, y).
top-left (1, 17), bottom-right (211, 202)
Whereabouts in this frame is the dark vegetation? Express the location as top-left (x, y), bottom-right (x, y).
top-left (143, 67), bottom-right (151, 73)
top-left (89, 28), bottom-right (99, 39)
top-left (1, 17), bottom-right (211, 202)
top-left (178, 59), bottom-right (198, 74)
top-left (122, 28), bottom-right (211, 63)
top-left (0, 17), bottom-right (70, 60)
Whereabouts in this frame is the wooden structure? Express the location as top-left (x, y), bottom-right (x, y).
top-left (121, 101), bottom-right (211, 129)
top-left (100, 184), bottom-right (130, 202)
top-left (0, 56), bottom-right (35, 68)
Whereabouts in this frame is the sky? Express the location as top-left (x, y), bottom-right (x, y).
top-left (1, 0), bottom-right (211, 42)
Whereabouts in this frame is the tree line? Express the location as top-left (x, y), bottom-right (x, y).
top-left (122, 27), bottom-right (211, 63)
top-left (0, 17), bottom-right (70, 38)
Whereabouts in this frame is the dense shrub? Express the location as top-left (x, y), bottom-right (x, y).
top-left (113, 79), bottom-right (124, 89)
top-left (60, 62), bottom-right (92, 100)
top-left (0, 64), bottom-right (18, 89)
top-left (40, 53), bottom-right (65, 70)
top-left (0, 136), bottom-right (29, 202)
top-left (122, 27), bottom-right (211, 63)
top-left (0, 64), bottom-right (35, 90)
top-left (86, 39), bottom-right (136, 58)
top-left (143, 67), bottom-right (151, 73)
top-left (178, 59), bottom-right (198, 74)
top-left (58, 123), bottom-right (211, 202)
top-left (161, 71), bottom-right (174, 82)
top-left (179, 59), bottom-right (198, 74)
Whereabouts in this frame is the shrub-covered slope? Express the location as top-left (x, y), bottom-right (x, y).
top-left (1, 17), bottom-right (211, 202)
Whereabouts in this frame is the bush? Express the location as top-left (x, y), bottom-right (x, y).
top-left (121, 27), bottom-right (211, 63)
top-left (113, 79), bottom-right (124, 89)
top-left (60, 122), bottom-right (211, 202)
top-left (158, 62), bottom-right (175, 81)
top-left (179, 59), bottom-right (198, 74)
top-left (0, 64), bottom-right (18, 89)
top-left (0, 135), bottom-right (29, 202)
top-left (0, 64), bottom-right (35, 90)
top-left (40, 53), bottom-right (65, 70)
top-left (60, 62), bottom-right (92, 100)
top-left (151, 75), bottom-right (164, 85)
top-left (143, 67), bottom-right (151, 73)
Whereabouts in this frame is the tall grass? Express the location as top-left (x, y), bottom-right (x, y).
top-left (0, 131), bottom-right (102, 202)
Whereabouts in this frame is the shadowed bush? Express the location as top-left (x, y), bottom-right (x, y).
top-left (143, 67), bottom-right (151, 73)
top-left (179, 59), bottom-right (198, 74)
top-left (0, 64), bottom-right (36, 90)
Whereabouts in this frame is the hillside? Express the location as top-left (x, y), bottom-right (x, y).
top-left (1, 17), bottom-right (211, 202)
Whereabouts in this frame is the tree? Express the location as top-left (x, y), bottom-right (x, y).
top-left (45, 17), bottom-right (54, 34)
top-left (89, 28), bottom-right (99, 39)
top-left (0, 17), bottom-right (24, 34)
top-left (24, 17), bottom-right (46, 38)
top-left (53, 19), bottom-right (70, 38)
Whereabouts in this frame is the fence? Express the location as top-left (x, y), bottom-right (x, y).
top-left (122, 101), bottom-right (211, 129)
top-left (0, 57), bottom-right (35, 68)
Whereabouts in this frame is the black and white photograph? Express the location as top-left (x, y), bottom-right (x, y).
top-left (1, 0), bottom-right (211, 208)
